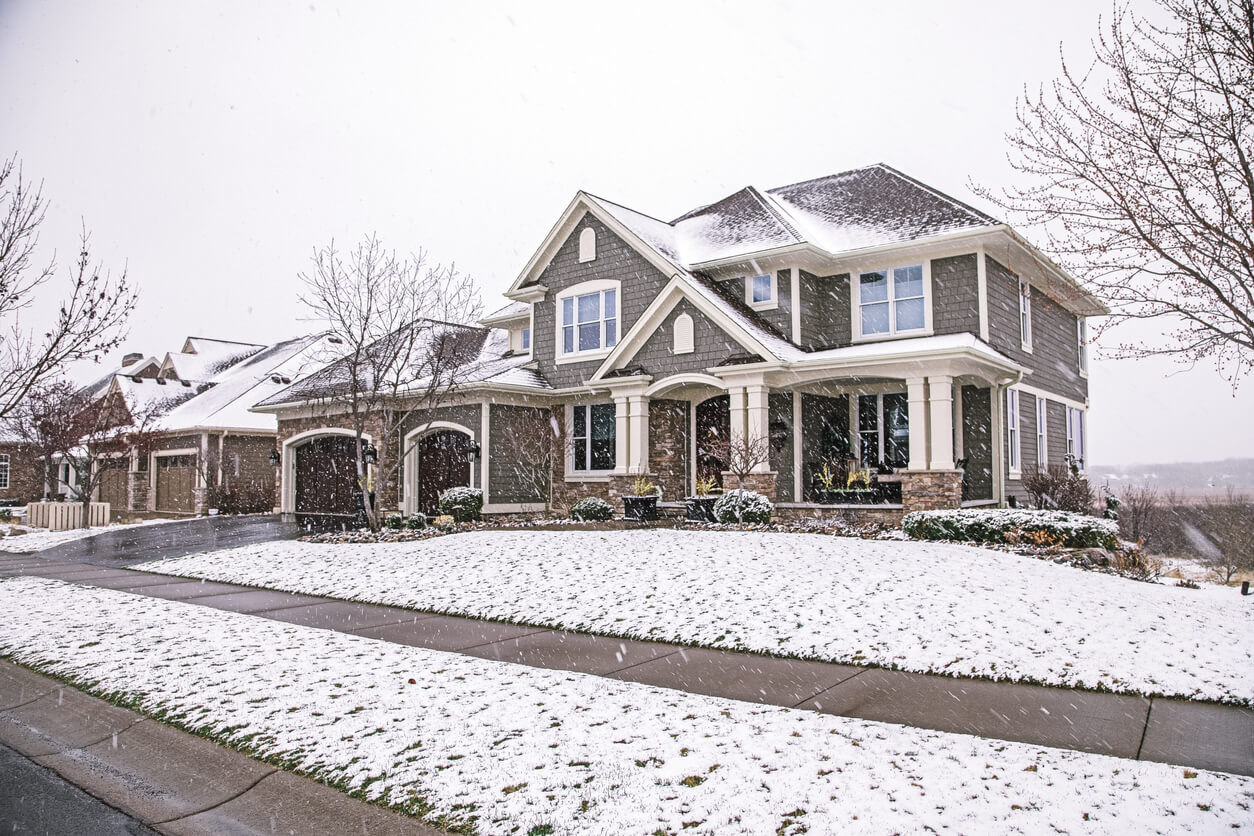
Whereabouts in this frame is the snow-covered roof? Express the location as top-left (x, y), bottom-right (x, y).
top-left (480, 301), bottom-right (531, 325)
top-left (153, 333), bottom-right (331, 431)
top-left (255, 322), bottom-right (551, 409)
top-left (161, 338), bottom-right (265, 382)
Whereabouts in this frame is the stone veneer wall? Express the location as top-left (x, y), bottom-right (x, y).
top-left (900, 470), bottom-right (964, 513)
top-left (722, 471), bottom-right (778, 502)
top-left (648, 399), bottom-right (688, 502)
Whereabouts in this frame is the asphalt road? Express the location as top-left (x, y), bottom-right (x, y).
top-left (0, 740), bottom-right (158, 836)
top-left (36, 514), bottom-right (303, 567)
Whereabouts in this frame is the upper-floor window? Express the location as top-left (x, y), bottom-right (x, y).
top-left (0, 453), bottom-right (9, 490)
top-left (1019, 278), bottom-right (1033, 351)
top-left (858, 265), bottom-right (925, 337)
top-left (558, 281), bottom-right (618, 359)
top-left (858, 393), bottom-right (909, 469)
top-left (1077, 318), bottom-right (1088, 373)
top-left (571, 403), bottom-right (616, 472)
top-left (521, 327), bottom-right (531, 351)
top-left (1007, 388), bottom-right (1021, 474)
top-left (578, 227), bottom-right (596, 262)
top-left (1067, 407), bottom-right (1086, 469)
top-left (746, 273), bottom-right (775, 310)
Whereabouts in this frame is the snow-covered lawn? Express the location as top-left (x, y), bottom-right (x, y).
top-left (0, 576), bottom-right (1247, 835)
top-left (136, 530), bottom-right (1254, 705)
top-left (0, 517), bottom-right (181, 552)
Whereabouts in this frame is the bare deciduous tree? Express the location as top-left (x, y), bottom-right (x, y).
top-left (706, 432), bottom-right (773, 521)
top-left (1117, 481), bottom-right (1161, 545)
top-left (1201, 487), bottom-right (1254, 582)
top-left (976, 1), bottom-right (1254, 383)
top-left (299, 234), bottom-right (483, 530)
top-left (493, 408), bottom-right (557, 517)
top-left (0, 156), bottom-right (138, 416)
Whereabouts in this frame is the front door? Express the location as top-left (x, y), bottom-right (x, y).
top-left (418, 430), bottom-right (471, 516)
top-left (695, 395), bottom-right (730, 490)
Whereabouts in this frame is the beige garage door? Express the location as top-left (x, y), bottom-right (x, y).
top-left (97, 462), bottom-right (129, 513)
top-left (155, 454), bottom-right (196, 513)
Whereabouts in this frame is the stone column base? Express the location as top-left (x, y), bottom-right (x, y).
top-left (722, 471), bottom-right (778, 502)
top-left (900, 470), bottom-right (963, 513)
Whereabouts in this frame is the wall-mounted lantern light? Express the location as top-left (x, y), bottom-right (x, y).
top-left (469, 442), bottom-right (482, 461)
top-left (362, 443), bottom-right (379, 465)
top-left (268, 449), bottom-right (281, 467)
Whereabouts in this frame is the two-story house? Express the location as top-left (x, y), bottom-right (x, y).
top-left (261, 164), bottom-right (1104, 523)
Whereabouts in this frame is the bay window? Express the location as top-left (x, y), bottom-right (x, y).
top-left (859, 265), bottom-right (925, 337)
top-left (571, 403), bottom-right (616, 472)
top-left (559, 283), bottom-right (618, 358)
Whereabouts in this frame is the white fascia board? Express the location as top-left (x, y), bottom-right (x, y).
top-left (504, 285), bottom-right (548, 303)
top-left (478, 309), bottom-right (531, 327)
top-left (780, 344), bottom-right (1028, 381)
top-left (689, 242), bottom-right (827, 274)
top-left (590, 276), bottom-right (775, 382)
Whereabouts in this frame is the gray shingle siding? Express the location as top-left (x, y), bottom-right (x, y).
top-left (399, 404), bottom-right (484, 493)
top-left (931, 254), bottom-right (980, 336)
top-left (624, 299), bottom-right (744, 377)
top-left (1046, 399), bottom-right (1068, 466)
top-left (986, 256), bottom-right (1087, 403)
top-left (530, 213), bottom-right (671, 389)
top-left (798, 271), bottom-right (850, 350)
top-left (960, 385), bottom-right (993, 501)
top-left (768, 392), bottom-right (794, 502)
top-left (488, 404), bottom-right (550, 504)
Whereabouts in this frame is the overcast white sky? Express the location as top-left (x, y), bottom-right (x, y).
top-left (2, 1), bottom-right (1250, 467)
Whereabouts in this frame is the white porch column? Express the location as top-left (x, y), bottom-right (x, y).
top-left (728, 386), bottom-right (747, 450)
top-left (627, 394), bottom-right (650, 475)
top-left (746, 384), bottom-right (771, 473)
top-left (928, 375), bottom-right (955, 470)
top-left (613, 397), bottom-right (630, 475)
top-left (906, 377), bottom-right (929, 471)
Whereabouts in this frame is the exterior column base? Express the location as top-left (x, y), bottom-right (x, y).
top-left (900, 470), bottom-right (963, 513)
top-left (722, 471), bottom-right (778, 502)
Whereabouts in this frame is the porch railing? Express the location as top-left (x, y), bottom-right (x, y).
top-left (26, 501), bottom-right (111, 531)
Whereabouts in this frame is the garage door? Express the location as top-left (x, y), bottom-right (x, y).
top-left (97, 462), bottom-right (128, 513)
top-left (155, 454), bottom-right (196, 513)
top-left (294, 436), bottom-right (359, 524)
top-left (417, 430), bottom-right (472, 516)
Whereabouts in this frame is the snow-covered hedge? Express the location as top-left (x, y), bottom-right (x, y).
top-left (406, 513), bottom-right (427, 530)
top-left (438, 487), bottom-right (483, 523)
top-left (713, 489), bottom-right (773, 525)
top-left (570, 497), bottom-right (613, 522)
top-left (902, 508), bottom-right (1118, 550)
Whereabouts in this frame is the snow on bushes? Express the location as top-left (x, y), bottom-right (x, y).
top-left (713, 489), bottom-right (773, 524)
top-left (903, 508), bottom-right (1118, 549)
top-left (438, 487), bottom-right (483, 523)
top-left (570, 497), bottom-right (613, 522)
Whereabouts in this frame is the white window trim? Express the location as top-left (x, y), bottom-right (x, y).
top-left (1077, 317), bottom-right (1088, 377)
top-left (0, 452), bottom-right (9, 490)
top-left (1019, 278), bottom-right (1033, 353)
top-left (745, 273), bottom-right (777, 311)
top-left (567, 403), bottom-right (617, 475)
top-left (1007, 388), bottom-right (1021, 477)
top-left (554, 279), bottom-right (620, 364)
top-left (1066, 407), bottom-right (1087, 472)
top-left (850, 261), bottom-right (933, 342)
top-left (1035, 396), bottom-right (1047, 468)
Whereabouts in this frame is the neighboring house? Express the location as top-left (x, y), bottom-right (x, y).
top-left (0, 438), bottom-right (42, 505)
top-left (259, 164), bottom-right (1105, 522)
top-left (82, 334), bottom-right (334, 516)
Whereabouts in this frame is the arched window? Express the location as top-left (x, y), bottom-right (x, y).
top-left (578, 227), bottom-right (596, 263)
top-left (673, 312), bottom-right (694, 355)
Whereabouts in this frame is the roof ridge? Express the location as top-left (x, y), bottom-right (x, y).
top-left (871, 163), bottom-right (998, 223)
top-left (747, 186), bottom-right (804, 243)
top-left (582, 192), bottom-right (675, 229)
top-left (764, 163), bottom-right (882, 195)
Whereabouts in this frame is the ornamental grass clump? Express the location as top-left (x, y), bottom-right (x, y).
top-left (438, 487), bottom-right (483, 523)
top-left (713, 489), bottom-right (773, 525)
top-left (902, 508), bottom-right (1118, 550)
top-left (570, 497), bottom-right (613, 522)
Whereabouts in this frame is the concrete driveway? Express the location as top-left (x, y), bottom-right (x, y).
top-left (36, 514), bottom-right (303, 568)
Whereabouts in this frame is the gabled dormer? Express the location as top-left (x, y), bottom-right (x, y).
top-left (480, 301), bottom-right (533, 356)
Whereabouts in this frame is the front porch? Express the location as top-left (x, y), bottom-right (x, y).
top-left (554, 347), bottom-right (1019, 520)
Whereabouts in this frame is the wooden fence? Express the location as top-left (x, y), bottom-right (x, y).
top-left (26, 502), bottom-right (111, 531)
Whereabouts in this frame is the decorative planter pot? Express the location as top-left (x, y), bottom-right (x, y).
top-left (623, 495), bottom-right (660, 521)
top-left (829, 488), bottom-right (877, 505)
top-left (684, 496), bottom-right (718, 523)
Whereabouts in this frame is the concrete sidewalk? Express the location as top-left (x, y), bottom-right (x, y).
top-left (3, 552), bottom-right (1253, 780)
top-left (0, 661), bottom-right (446, 835)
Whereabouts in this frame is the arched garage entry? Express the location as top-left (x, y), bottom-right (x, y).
top-left (287, 431), bottom-right (362, 529)
top-left (405, 422), bottom-right (474, 517)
